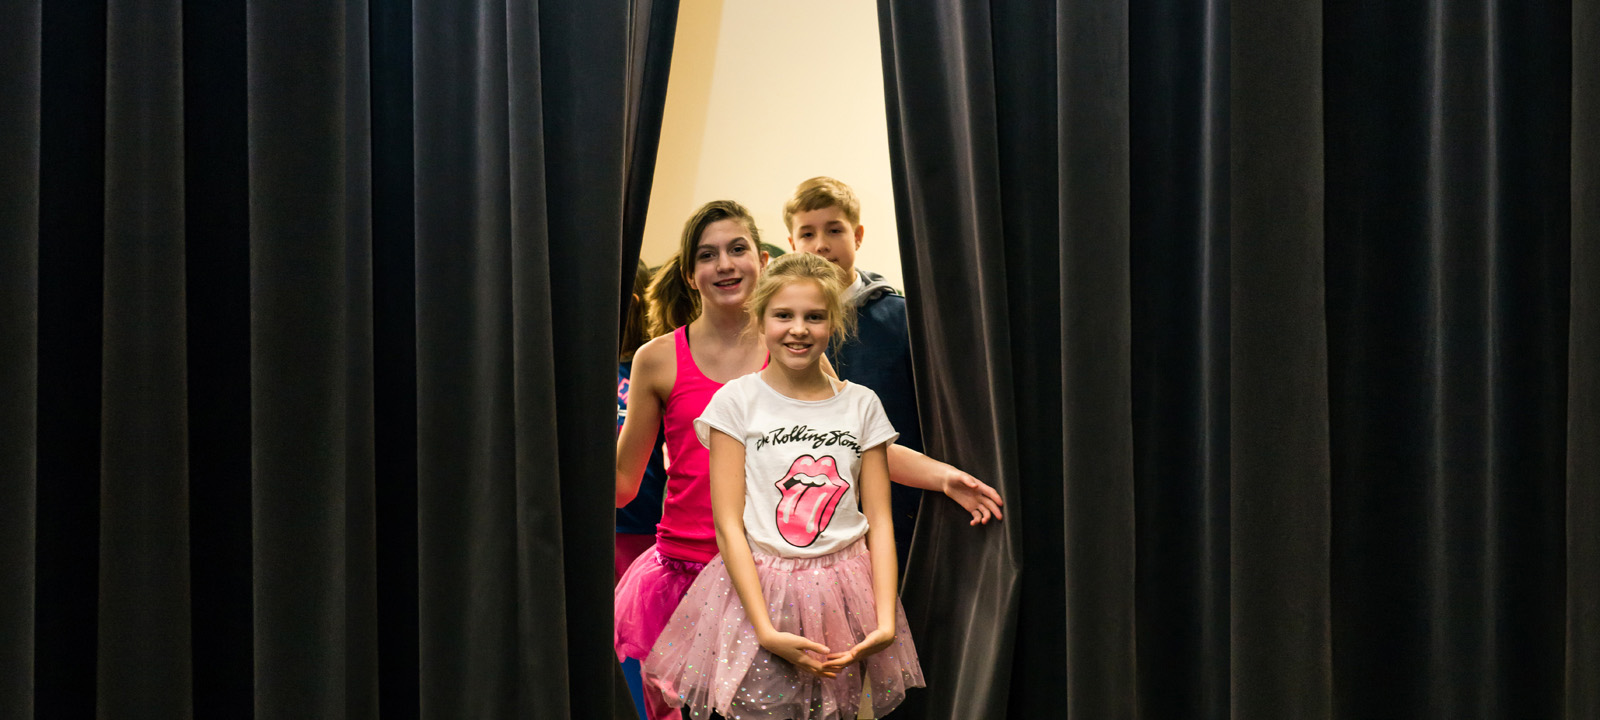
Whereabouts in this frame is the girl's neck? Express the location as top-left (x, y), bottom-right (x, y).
top-left (693, 303), bottom-right (748, 341)
top-left (760, 361), bottom-right (835, 401)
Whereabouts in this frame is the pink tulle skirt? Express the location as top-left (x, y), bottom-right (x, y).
top-left (644, 538), bottom-right (923, 720)
top-left (616, 549), bottom-right (708, 662)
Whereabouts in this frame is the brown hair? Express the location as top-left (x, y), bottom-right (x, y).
top-left (745, 252), bottom-right (857, 350)
top-left (619, 259), bottom-right (652, 361)
top-left (647, 200), bottom-right (762, 337)
top-left (782, 176), bottom-right (861, 232)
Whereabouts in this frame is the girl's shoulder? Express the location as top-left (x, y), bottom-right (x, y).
top-left (702, 373), bottom-right (778, 423)
top-left (629, 332), bottom-right (678, 395)
top-left (837, 379), bottom-right (885, 406)
top-left (695, 374), bottom-right (765, 447)
top-left (838, 382), bottom-right (893, 431)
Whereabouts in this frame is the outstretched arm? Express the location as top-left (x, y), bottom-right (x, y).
top-left (886, 444), bottom-right (1004, 525)
top-left (710, 431), bottom-right (840, 679)
top-left (817, 354), bottom-right (1003, 524)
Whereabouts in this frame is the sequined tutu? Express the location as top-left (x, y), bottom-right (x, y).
top-left (644, 538), bottom-right (923, 719)
top-left (616, 548), bottom-right (708, 662)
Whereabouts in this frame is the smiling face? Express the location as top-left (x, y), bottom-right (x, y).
top-left (760, 279), bottom-right (833, 372)
top-left (787, 205), bottom-right (863, 281)
top-left (688, 218), bottom-right (767, 311)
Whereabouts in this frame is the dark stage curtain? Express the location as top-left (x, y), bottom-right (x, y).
top-left (620, 0), bottom-right (680, 333)
top-left (879, 0), bottom-right (1598, 717)
top-left (0, 0), bottom-right (676, 717)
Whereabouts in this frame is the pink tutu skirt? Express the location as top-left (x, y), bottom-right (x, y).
top-left (644, 538), bottom-right (923, 720)
top-left (616, 548), bottom-right (708, 662)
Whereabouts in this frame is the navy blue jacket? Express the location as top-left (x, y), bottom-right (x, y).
top-left (827, 269), bottom-right (924, 562)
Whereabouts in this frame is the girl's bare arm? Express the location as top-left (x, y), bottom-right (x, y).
top-left (823, 443), bottom-right (898, 669)
top-left (819, 353), bottom-right (1004, 524)
top-left (616, 338), bottom-right (668, 507)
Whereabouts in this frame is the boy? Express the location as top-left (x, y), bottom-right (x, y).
top-left (783, 177), bottom-right (1001, 567)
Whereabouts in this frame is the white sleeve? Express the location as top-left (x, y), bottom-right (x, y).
top-left (858, 390), bottom-right (899, 451)
top-left (695, 382), bottom-right (747, 448)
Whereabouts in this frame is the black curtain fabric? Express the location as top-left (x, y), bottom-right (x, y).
top-left (1573, 4), bottom-right (1600, 718)
top-left (0, 0), bottom-right (676, 717)
top-left (620, 0), bottom-right (679, 337)
top-left (879, 0), bottom-right (1598, 718)
top-left (0, 0), bottom-right (41, 714)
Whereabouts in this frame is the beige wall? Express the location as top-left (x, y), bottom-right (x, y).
top-left (641, 0), bottom-right (904, 292)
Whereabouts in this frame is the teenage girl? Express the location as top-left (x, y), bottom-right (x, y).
top-left (647, 252), bottom-right (923, 719)
top-left (616, 201), bottom-right (772, 720)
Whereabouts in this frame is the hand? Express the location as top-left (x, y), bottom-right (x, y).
top-left (940, 468), bottom-right (1003, 525)
top-left (819, 627), bottom-right (896, 672)
top-left (758, 630), bottom-right (840, 679)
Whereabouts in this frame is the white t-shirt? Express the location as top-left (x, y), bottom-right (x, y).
top-left (695, 373), bottom-right (899, 558)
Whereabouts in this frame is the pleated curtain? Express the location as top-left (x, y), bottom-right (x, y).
top-left (4, 0), bottom-right (1597, 718)
top-left (0, 1), bottom-right (676, 717)
top-left (877, 0), bottom-right (1599, 717)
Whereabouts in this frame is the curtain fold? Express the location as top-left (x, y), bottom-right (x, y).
top-left (248, 0), bottom-right (379, 715)
top-left (1053, 0), bottom-right (1140, 716)
top-left (98, 0), bottom-right (192, 715)
top-left (413, 0), bottom-right (627, 715)
top-left (413, 1), bottom-right (525, 712)
top-left (368, 0), bottom-right (419, 716)
top-left (1324, 2), bottom-right (1570, 714)
top-left (523, 1), bottom-right (630, 709)
top-left (879, 0), bottom-right (1589, 717)
top-left (875, 2), bottom-right (1027, 717)
top-left (35, 2), bottom-right (108, 716)
top-left (0, 1), bottom-right (40, 717)
top-left (5, 0), bottom-right (666, 716)
top-left (183, 1), bottom-right (255, 715)
top-left (1128, 0), bottom-right (1231, 713)
top-left (1571, 1), bottom-right (1600, 716)
top-left (1227, 0), bottom-right (1331, 714)
top-left (620, 0), bottom-right (679, 329)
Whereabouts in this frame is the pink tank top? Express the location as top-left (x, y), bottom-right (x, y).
top-left (656, 326), bottom-right (764, 563)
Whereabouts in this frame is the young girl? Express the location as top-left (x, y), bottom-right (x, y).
top-left (646, 253), bottom-right (924, 719)
top-left (616, 201), bottom-right (772, 720)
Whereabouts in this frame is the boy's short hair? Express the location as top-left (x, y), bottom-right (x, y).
top-left (782, 176), bottom-right (861, 231)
